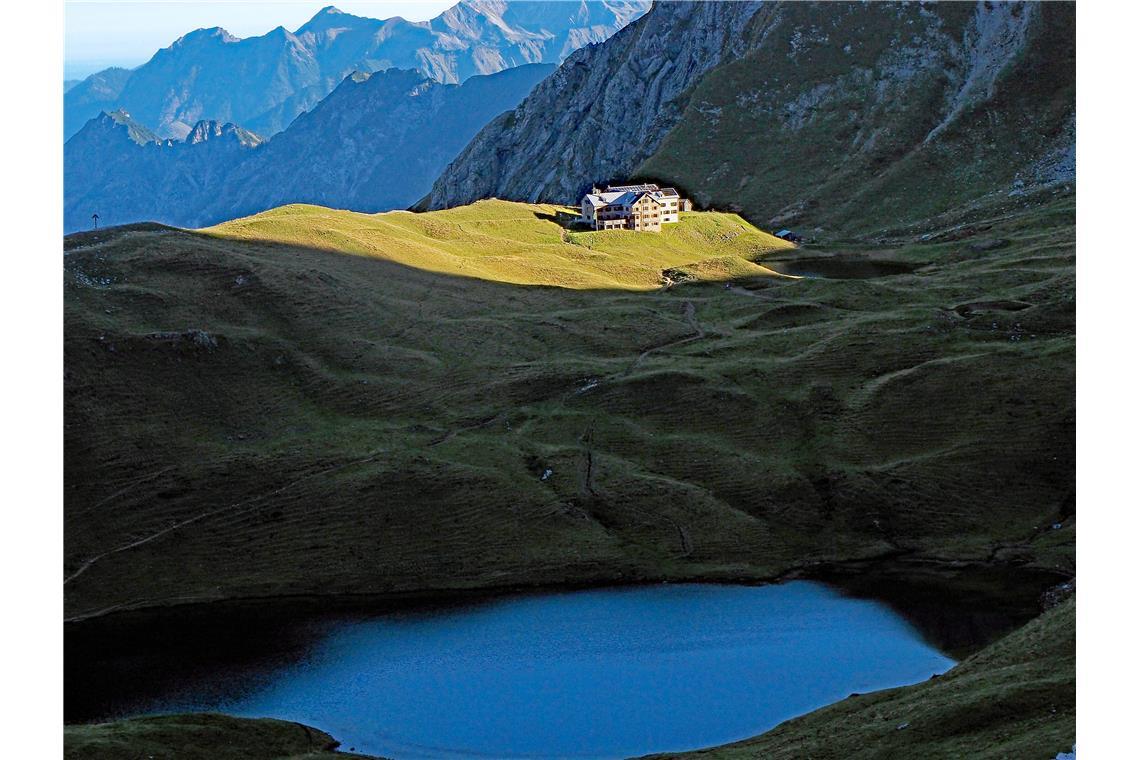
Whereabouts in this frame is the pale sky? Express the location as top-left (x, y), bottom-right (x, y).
top-left (65, 0), bottom-right (458, 79)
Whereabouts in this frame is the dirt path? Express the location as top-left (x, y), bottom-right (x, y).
top-left (427, 412), bottom-right (507, 447)
top-left (576, 425), bottom-right (598, 500)
top-left (69, 466), bottom-right (177, 520)
top-left (725, 284), bottom-right (769, 299)
top-left (565, 300), bottom-right (704, 554)
top-left (630, 500), bottom-right (694, 558)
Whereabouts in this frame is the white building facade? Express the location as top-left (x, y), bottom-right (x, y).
top-left (579, 183), bottom-right (691, 232)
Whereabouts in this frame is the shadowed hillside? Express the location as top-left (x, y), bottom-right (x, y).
top-left (64, 198), bottom-right (1073, 622)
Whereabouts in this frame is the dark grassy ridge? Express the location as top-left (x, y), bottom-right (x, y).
top-left (65, 199), bottom-right (1073, 622)
top-left (656, 595), bottom-right (1074, 760)
top-left (63, 713), bottom-right (380, 759)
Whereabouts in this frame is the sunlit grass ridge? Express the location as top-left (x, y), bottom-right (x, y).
top-left (204, 200), bottom-right (794, 290)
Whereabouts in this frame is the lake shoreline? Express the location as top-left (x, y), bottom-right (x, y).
top-left (64, 552), bottom-right (1068, 632)
top-left (67, 581), bottom-right (962, 758)
top-left (66, 555), bottom-right (1068, 726)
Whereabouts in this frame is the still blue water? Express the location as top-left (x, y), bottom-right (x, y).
top-left (152, 582), bottom-right (954, 758)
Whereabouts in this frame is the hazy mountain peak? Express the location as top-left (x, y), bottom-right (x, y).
top-left (65, 62), bottom-right (553, 232)
top-left (103, 108), bottom-right (132, 124)
top-left (174, 26), bottom-right (239, 46)
top-left (295, 4), bottom-right (362, 35)
top-left (95, 109), bottom-right (160, 145)
top-left (329, 67), bottom-right (430, 101)
top-left (64, 0), bottom-right (648, 140)
top-left (185, 120), bottom-right (264, 148)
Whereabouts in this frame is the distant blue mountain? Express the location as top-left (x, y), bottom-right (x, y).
top-left (63, 68), bottom-right (133, 136)
top-left (63, 64), bottom-right (554, 232)
top-left (63, 1), bottom-right (649, 140)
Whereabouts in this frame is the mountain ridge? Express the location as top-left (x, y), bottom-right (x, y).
top-left (64, 64), bottom-right (553, 232)
top-left (198, 63), bottom-right (556, 226)
top-left (63, 0), bottom-right (649, 139)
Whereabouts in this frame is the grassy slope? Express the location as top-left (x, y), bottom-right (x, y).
top-left (65, 199), bottom-right (1072, 621)
top-left (63, 713), bottom-right (379, 760)
top-left (65, 198), bottom-right (1074, 757)
top-left (656, 596), bottom-right (1075, 760)
top-left (204, 201), bottom-right (793, 290)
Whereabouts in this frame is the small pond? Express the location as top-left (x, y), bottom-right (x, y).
top-left (68, 582), bottom-right (955, 759)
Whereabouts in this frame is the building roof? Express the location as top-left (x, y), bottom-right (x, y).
top-left (583, 191), bottom-right (627, 207)
top-left (584, 187), bottom-right (677, 208)
top-left (606, 183), bottom-right (660, 193)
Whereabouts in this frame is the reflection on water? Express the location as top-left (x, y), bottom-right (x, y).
top-left (69, 582), bottom-right (955, 759)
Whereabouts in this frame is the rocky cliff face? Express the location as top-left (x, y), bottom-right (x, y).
top-left (63, 65), bottom-right (552, 232)
top-left (427, 0), bottom-right (649, 81)
top-left (421, 1), bottom-right (1075, 236)
top-left (63, 1), bottom-right (648, 140)
top-left (638, 1), bottom-right (1075, 235)
top-left (419, 0), bottom-right (763, 210)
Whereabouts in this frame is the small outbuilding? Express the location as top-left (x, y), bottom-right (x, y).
top-left (774, 229), bottom-right (804, 243)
